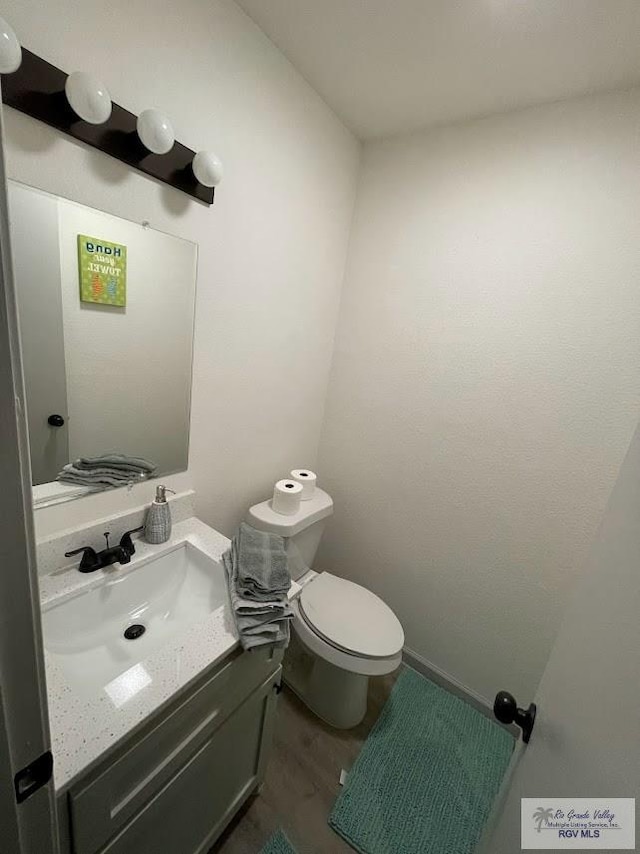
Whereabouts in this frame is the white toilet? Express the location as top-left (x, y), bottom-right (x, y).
top-left (246, 488), bottom-right (404, 728)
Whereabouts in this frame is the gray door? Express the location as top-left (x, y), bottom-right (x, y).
top-left (484, 421), bottom-right (640, 851)
top-left (8, 183), bottom-right (68, 485)
top-left (0, 96), bottom-right (59, 851)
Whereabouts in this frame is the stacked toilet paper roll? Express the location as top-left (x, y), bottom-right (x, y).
top-left (290, 469), bottom-right (317, 500)
top-left (271, 479), bottom-right (303, 515)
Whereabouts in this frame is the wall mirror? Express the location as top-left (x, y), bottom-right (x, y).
top-left (8, 181), bottom-right (197, 507)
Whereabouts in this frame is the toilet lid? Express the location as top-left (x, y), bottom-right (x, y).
top-left (299, 572), bottom-right (404, 658)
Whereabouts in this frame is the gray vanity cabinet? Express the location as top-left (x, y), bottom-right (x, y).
top-left (59, 646), bottom-right (283, 854)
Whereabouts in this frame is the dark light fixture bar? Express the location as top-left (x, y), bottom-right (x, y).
top-left (1, 48), bottom-right (215, 205)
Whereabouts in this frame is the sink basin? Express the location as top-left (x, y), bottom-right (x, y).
top-left (42, 541), bottom-right (230, 702)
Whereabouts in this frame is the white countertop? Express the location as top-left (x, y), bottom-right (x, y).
top-left (42, 517), bottom-right (239, 793)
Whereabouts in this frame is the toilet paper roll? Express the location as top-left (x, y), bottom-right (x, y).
top-left (271, 479), bottom-right (303, 515)
top-left (290, 469), bottom-right (317, 500)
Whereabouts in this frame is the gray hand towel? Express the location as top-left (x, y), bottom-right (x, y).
top-left (57, 465), bottom-right (151, 489)
top-left (240, 624), bottom-right (290, 650)
top-left (222, 523), bottom-right (292, 651)
top-left (235, 523), bottom-right (291, 592)
top-left (57, 453), bottom-right (158, 489)
top-left (57, 472), bottom-right (137, 488)
top-left (75, 454), bottom-right (158, 473)
top-left (61, 464), bottom-right (147, 480)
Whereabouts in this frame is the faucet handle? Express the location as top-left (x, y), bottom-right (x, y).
top-left (119, 525), bottom-right (144, 557)
top-left (64, 546), bottom-right (99, 573)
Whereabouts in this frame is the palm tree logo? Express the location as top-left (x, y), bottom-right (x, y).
top-left (532, 807), bottom-right (554, 833)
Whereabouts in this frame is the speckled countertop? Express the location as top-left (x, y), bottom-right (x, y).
top-left (42, 517), bottom-right (239, 793)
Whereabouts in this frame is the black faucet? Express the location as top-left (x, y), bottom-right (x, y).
top-left (64, 526), bottom-right (144, 573)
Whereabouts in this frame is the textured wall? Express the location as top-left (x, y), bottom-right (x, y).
top-left (3, 0), bottom-right (360, 538)
top-left (318, 89), bottom-right (640, 701)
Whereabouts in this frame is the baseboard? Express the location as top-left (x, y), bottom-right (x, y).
top-left (401, 646), bottom-right (517, 736)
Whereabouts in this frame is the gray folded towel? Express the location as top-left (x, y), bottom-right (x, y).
top-left (222, 523), bottom-right (292, 650)
top-left (61, 464), bottom-right (148, 479)
top-left (56, 454), bottom-right (158, 489)
top-left (75, 454), bottom-right (157, 473)
top-left (57, 468), bottom-right (149, 489)
top-left (57, 472), bottom-right (142, 488)
top-left (236, 523), bottom-right (291, 591)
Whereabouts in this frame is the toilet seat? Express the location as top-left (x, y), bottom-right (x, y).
top-left (295, 572), bottom-right (404, 673)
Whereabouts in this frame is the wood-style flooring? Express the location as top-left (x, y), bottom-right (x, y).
top-left (211, 671), bottom-right (398, 854)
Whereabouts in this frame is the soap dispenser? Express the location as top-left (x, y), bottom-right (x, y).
top-left (144, 484), bottom-right (176, 544)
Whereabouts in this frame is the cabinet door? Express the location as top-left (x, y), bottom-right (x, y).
top-left (100, 669), bottom-right (280, 854)
top-left (71, 647), bottom-right (281, 854)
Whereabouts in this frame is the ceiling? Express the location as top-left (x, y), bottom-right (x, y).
top-left (235, 0), bottom-right (640, 140)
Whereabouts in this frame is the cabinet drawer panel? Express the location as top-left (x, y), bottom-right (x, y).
top-left (71, 646), bottom-right (282, 854)
top-left (100, 671), bottom-right (280, 854)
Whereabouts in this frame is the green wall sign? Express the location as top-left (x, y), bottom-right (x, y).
top-left (78, 234), bottom-right (127, 306)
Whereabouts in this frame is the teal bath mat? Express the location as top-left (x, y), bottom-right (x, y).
top-left (329, 668), bottom-right (514, 854)
top-left (259, 829), bottom-right (298, 854)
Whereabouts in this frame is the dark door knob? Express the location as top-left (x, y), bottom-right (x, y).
top-left (494, 690), bottom-right (536, 743)
top-left (47, 414), bottom-right (65, 427)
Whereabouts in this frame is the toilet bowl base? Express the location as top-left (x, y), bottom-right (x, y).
top-left (283, 630), bottom-right (369, 729)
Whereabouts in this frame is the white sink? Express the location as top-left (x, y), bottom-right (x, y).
top-left (42, 540), bottom-right (229, 701)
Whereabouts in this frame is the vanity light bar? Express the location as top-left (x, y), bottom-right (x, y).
top-left (0, 44), bottom-right (221, 204)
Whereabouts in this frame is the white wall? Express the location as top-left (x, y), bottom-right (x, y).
top-left (2, 0), bottom-right (360, 539)
top-left (318, 89), bottom-right (640, 702)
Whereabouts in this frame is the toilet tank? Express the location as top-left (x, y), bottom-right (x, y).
top-left (245, 488), bottom-right (333, 580)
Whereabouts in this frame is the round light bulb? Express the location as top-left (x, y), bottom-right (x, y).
top-left (192, 150), bottom-right (223, 187)
top-left (0, 17), bottom-right (21, 74)
top-left (136, 108), bottom-right (175, 155)
top-left (65, 71), bottom-right (112, 124)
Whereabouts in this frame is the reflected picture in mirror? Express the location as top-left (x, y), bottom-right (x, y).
top-left (8, 181), bottom-right (197, 507)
